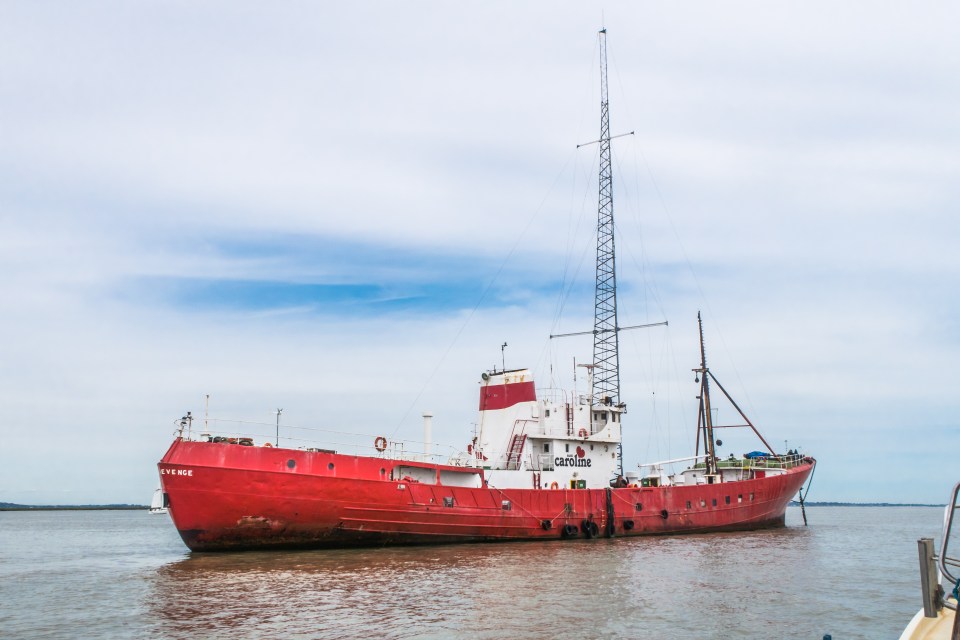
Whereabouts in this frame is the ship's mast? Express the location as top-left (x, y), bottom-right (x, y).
top-left (592, 28), bottom-right (620, 408)
top-left (694, 312), bottom-right (718, 475)
top-left (693, 312), bottom-right (779, 465)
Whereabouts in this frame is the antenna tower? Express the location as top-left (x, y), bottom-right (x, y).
top-left (592, 28), bottom-right (620, 406)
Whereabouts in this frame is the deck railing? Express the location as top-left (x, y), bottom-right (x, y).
top-left (916, 481), bottom-right (960, 617)
top-left (173, 417), bottom-right (474, 466)
top-left (694, 452), bottom-right (809, 471)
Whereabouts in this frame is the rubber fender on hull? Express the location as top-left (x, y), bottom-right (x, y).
top-left (622, 519), bottom-right (635, 531)
top-left (581, 520), bottom-right (600, 539)
top-left (560, 524), bottom-right (579, 539)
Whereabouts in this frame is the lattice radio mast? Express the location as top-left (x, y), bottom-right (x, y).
top-left (592, 28), bottom-right (620, 406)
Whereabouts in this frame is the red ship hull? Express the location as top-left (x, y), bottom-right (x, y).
top-left (159, 439), bottom-right (815, 551)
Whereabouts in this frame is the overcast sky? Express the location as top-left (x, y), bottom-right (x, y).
top-left (2, 2), bottom-right (958, 505)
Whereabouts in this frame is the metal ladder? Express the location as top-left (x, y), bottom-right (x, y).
top-left (504, 433), bottom-right (527, 470)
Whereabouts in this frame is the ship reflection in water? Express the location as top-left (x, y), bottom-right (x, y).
top-left (0, 508), bottom-right (940, 639)
top-left (148, 518), bottom-right (826, 639)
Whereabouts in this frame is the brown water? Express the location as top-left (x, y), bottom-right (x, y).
top-left (0, 506), bottom-right (944, 639)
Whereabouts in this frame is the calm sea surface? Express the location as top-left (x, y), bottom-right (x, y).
top-left (0, 506), bottom-right (945, 639)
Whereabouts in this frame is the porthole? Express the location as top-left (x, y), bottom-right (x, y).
top-left (328, 462), bottom-right (334, 470)
top-left (286, 459), bottom-right (296, 469)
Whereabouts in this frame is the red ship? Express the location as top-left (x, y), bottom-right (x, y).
top-left (158, 30), bottom-right (815, 552)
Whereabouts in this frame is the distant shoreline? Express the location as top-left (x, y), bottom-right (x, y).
top-left (0, 503), bottom-right (148, 511)
top-left (790, 501), bottom-right (945, 508)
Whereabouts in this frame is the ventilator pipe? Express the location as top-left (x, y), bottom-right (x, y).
top-left (422, 412), bottom-right (433, 461)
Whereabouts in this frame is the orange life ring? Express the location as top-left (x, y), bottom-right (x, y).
top-left (263, 442), bottom-right (273, 447)
top-left (578, 428), bottom-right (588, 439)
top-left (550, 481), bottom-right (559, 490)
top-left (374, 436), bottom-right (387, 452)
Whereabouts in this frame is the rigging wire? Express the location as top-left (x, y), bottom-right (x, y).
top-left (393, 33), bottom-right (604, 439)
top-left (631, 139), bottom-right (761, 423)
top-left (611, 143), bottom-right (692, 467)
top-left (536, 142), bottom-right (598, 383)
top-left (389, 149), bottom-right (579, 439)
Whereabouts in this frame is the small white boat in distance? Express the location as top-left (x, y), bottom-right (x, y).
top-left (149, 487), bottom-right (168, 515)
top-left (899, 482), bottom-right (959, 639)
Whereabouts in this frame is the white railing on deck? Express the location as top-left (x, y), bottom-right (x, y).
top-left (173, 417), bottom-right (476, 466)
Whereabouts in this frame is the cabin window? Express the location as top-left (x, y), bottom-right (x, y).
top-left (565, 444), bottom-right (570, 453)
top-left (545, 409), bottom-right (550, 417)
top-left (700, 499), bottom-right (706, 507)
top-left (750, 492), bottom-right (755, 501)
top-left (443, 496), bottom-right (454, 507)
top-left (543, 443), bottom-right (550, 453)
top-left (501, 500), bottom-right (512, 511)
top-left (712, 499), bottom-right (717, 507)
top-left (738, 494), bottom-right (743, 503)
top-left (686, 501), bottom-right (691, 509)
top-left (725, 496), bottom-right (730, 504)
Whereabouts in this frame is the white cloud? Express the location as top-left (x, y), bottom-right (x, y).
top-left (1, 1), bottom-right (958, 504)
